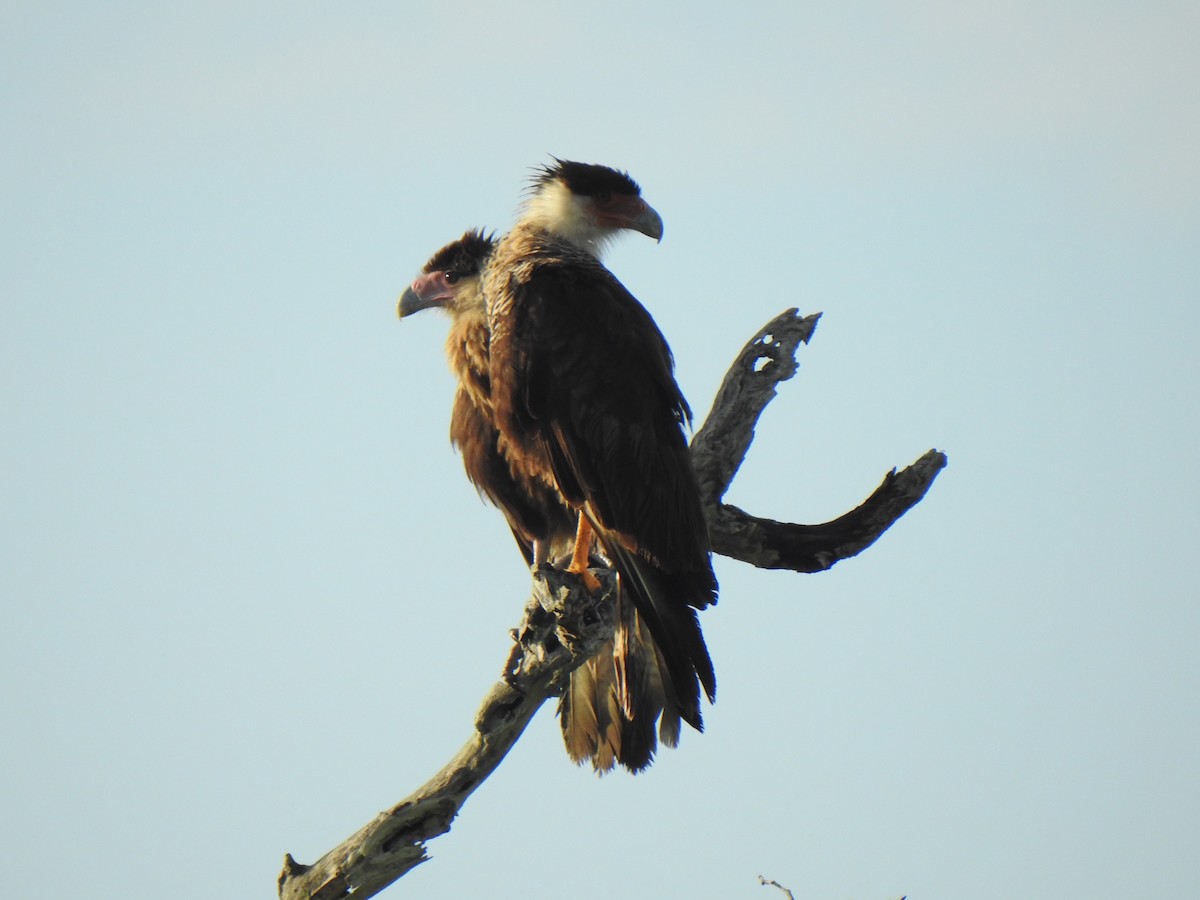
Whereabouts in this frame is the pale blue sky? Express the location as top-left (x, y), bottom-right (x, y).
top-left (3, 3), bottom-right (1197, 898)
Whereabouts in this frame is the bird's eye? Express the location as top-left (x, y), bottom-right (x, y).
top-left (595, 190), bottom-right (612, 203)
top-left (444, 271), bottom-right (460, 285)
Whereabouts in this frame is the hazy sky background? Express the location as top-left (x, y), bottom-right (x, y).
top-left (3, 3), bottom-right (1197, 898)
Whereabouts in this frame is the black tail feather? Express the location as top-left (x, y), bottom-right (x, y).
top-left (601, 538), bottom-right (716, 731)
top-left (558, 597), bottom-right (684, 774)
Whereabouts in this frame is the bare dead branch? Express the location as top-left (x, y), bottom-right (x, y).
top-left (692, 308), bottom-right (820, 504)
top-left (692, 307), bottom-right (947, 571)
top-left (708, 449), bottom-right (947, 572)
top-left (279, 310), bottom-right (947, 898)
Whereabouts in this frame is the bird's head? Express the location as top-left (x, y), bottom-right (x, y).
top-left (397, 229), bottom-right (496, 319)
top-left (522, 158), bottom-right (664, 256)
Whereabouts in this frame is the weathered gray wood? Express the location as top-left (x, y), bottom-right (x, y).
top-left (707, 449), bottom-right (947, 572)
top-left (691, 308), bottom-right (821, 505)
top-left (279, 309), bottom-right (948, 899)
top-left (691, 308), bottom-right (947, 571)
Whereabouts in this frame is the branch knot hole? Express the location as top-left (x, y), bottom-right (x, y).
top-left (751, 331), bottom-right (785, 374)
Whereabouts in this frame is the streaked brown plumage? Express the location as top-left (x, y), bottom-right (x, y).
top-left (399, 219), bottom-right (681, 771)
top-left (399, 230), bottom-right (574, 561)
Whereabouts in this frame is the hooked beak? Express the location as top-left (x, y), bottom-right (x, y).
top-left (628, 200), bottom-right (664, 242)
top-left (397, 271), bottom-right (454, 319)
top-left (595, 195), bottom-right (664, 242)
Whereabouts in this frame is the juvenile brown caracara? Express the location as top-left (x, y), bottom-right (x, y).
top-left (398, 230), bottom-right (574, 562)
top-left (484, 159), bottom-right (718, 733)
top-left (398, 223), bottom-right (678, 771)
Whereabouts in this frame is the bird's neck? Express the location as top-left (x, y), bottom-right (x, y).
top-left (519, 181), bottom-right (612, 259)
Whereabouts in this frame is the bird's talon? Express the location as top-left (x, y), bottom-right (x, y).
top-left (570, 567), bottom-right (602, 593)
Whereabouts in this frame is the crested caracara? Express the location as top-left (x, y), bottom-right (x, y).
top-left (484, 159), bottom-right (718, 733)
top-left (398, 221), bottom-right (679, 771)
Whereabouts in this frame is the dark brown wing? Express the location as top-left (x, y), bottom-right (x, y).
top-left (510, 266), bottom-right (709, 571)
top-left (491, 257), bottom-right (717, 727)
top-left (454, 378), bottom-right (684, 770)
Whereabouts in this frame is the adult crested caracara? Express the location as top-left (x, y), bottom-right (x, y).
top-left (398, 223), bottom-right (677, 771)
top-left (484, 159), bottom-right (718, 734)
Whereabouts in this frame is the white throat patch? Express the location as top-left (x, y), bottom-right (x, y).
top-left (522, 179), bottom-right (614, 258)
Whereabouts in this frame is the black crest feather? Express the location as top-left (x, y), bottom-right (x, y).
top-left (422, 229), bottom-right (497, 277)
top-left (532, 158), bottom-right (641, 198)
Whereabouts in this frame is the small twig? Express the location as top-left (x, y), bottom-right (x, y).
top-left (758, 874), bottom-right (796, 899)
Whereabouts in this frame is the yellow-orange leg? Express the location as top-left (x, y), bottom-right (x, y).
top-left (566, 513), bottom-right (602, 592)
